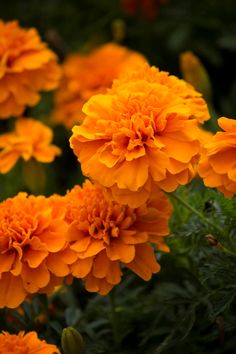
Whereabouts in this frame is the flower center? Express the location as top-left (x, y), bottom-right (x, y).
top-left (0, 208), bottom-right (35, 248)
top-left (81, 196), bottom-right (136, 245)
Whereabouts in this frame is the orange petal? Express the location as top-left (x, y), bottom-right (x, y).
top-left (46, 254), bottom-right (70, 276)
top-left (92, 251), bottom-right (109, 278)
top-left (21, 262), bottom-right (50, 293)
top-left (0, 273), bottom-right (26, 308)
top-left (110, 179), bottom-right (151, 208)
top-left (71, 257), bottom-right (93, 278)
top-left (23, 239), bottom-right (48, 268)
top-left (0, 252), bottom-right (15, 272)
top-left (209, 150), bottom-right (236, 174)
top-left (106, 240), bottom-right (135, 263)
top-left (126, 243), bottom-right (160, 281)
top-left (218, 117), bottom-right (236, 132)
top-left (115, 157), bottom-right (149, 191)
top-left (77, 240), bottom-right (105, 258)
top-left (70, 236), bottom-right (91, 253)
top-left (106, 261), bottom-right (122, 285)
top-left (120, 230), bottom-right (148, 244)
top-left (147, 147), bottom-right (168, 181)
top-left (39, 230), bottom-right (66, 252)
top-left (159, 135), bottom-right (199, 163)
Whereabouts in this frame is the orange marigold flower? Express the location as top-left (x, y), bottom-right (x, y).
top-left (70, 64), bottom-right (205, 207)
top-left (0, 331), bottom-right (60, 353)
top-left (52, 43), bottom-right (147, 128)
top-left (0, 20), bottom-right (61, 119)
top-left (0, 117), bottom-right (61, 173)
top-left (0, 193), bottom-right (76, 308)
top-left (198, 117), bottom-right (236, 197)
top-left (65, 180), bottom-right (172, 295)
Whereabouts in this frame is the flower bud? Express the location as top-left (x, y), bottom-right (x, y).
top-left (112, 19), bottom-right (126, 43)
top-left (22, 159), bottom-right (46, 194)
top-left (61, 327), bottom-right (85, 354)
top-left (180, 51), bottom-right (212, 101)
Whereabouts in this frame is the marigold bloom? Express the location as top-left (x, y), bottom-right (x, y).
top-left (0, 331), bottom-right (60, 353)
top-left (65, 180), bottom-right (172, 295)
top-left (0, 193), bottom-right (76, 308)
top-left (70, 64), bottom-right (205, 207)
top-left (0, 117), bottom-right (61, 173)
top-left (198, 117), bottom-right (236, 197)
top-left (0, 20), bottom-right (61, 119)
top-left (52, 43), bottom-right (147, 128)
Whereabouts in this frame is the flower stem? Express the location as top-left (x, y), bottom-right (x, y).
top-left (170, 192), bottom-right (225, 234)
top-left (109, 290), bottom-right (120, 350)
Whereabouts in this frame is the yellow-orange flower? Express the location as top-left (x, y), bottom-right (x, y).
top-left (52, 43), bottom-right (147, 128)
top-left (0, 117), bottom-right (61, 173)
top-left (198, 117), bottom-right (236, 197)
top-left (0, 193), bottom-right (76, 308)
top-left (0, 20), bottom-right (61, 119)
top-left (70, 64), bottom-right (204, 207)
top-left (0, 331), bottom-right (60, 353)
top-left (65, 180), bottom-right (172, 295)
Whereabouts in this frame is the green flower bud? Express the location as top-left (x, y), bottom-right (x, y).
top-left (61, 327), bottom-right (85, 354)
top-left (112, 19), bottom-right (126, 43)
top-left (22, 159), bottom-right (46, 194)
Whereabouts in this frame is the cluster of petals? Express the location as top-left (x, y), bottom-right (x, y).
top-left (198, 117), bottom-right (236, 197)
top-left (70, 64), bottom-right (207, 207)
top-left (0, 192), bottom-right (77, 308)
top-left (65, 180), bottom-right (172, 295)
top-left (52, 43), bottom-right (146, 128)
top-left (0, 20), bottom-right (61, 119)
top-left (0, 117), bottom-right (61, 173)
top-left (0, 331), bottom-right (60, 353)
top-left (111, 63), bottom-right (209, 123)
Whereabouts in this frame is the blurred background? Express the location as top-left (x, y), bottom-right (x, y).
top-left (1, 0), bottom-right (236, 117)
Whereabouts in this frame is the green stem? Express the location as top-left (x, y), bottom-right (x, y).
top-left (109, 290), bottom-right (120, 350)
top-left (170, 192), bottom-right (224, 234)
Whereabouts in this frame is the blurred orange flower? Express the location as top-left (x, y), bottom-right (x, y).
top-left (0, 193), bottom-right (76, 308)
top-left (198, 117), bottom-right (236, 197)
top-left (0, 20), bottom-right (61, 119)
top-left (70, 64), bottom-right (204, 207)
top-left (0, 117), bottom-right (61, 173)
top-left (52, 43), bottom-right (147, 128)
top-left (0, 331), bottom-right (60, 353)
top-left (65, 180), bottom-right (171, 295)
